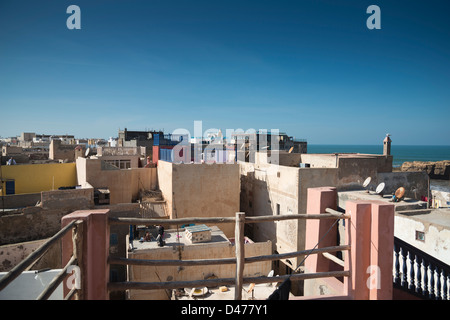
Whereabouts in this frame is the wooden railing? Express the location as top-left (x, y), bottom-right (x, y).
top-left (0, 219), bottom-right (83, 300)
top-left (394, 236), bottom-right (449, 300)
top-left (108, 209), bottom-right (350, 300)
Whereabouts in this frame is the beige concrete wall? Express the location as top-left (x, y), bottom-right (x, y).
top-left (240, 160), bottom-right (302, 268)
top-left (0, 238), bottom-right (61, 272)
top-left (337, 157), bottom-right (385, 190)
top-left (49, 140), bottom-right (82, 162)
top-left (395, 211), bottom-right (450, 265)
top-left (157, 161), bottom-right (240, 238)
top-left (300, 154), bottom-right (338, 168)
top-left (2, 146), bottom-right (23, 156)
top-left (240, 157), bottom-right (342, 271)
top-left (256, 150), bottom-right (302, 167)
top-left (76, 158), bottom-right (157, 204)
top-left (376, 171), bottom-right (429, 200)
top-left (156, 160), bottom-right (173, 216)
top-left (299, 154), bottom-right (392, 175)
top-left (97, 155), bottom-right (141, 169)
top-left (0, 188), bottom-right (94, 245)
top-left (127, 240), bottom-right (272, 300)
top-left (97, 147), bottom-right (141, 156)
top-left (41, 188), bottom-right (94, 210)
top-left (0, 193), bottom-right (41, 209)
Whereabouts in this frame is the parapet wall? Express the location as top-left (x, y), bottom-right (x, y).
top-left (157, 161), bottom-right (240, 238)
top-left (0, 187), bottom-right (94, 245)
top-left (41, 188), bottom-right (94, 209)
top-left (128, 238), bottom-right (272, 300)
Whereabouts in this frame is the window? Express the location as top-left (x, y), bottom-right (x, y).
top-left (415, 230), bottom-right (425, 242)
top-left (276, 203), bottom-right (280, 215)
top-left (106, 159), bottom-right (131, 169)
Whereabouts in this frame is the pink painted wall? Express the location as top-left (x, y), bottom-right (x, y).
top-left (61, 209), bottom-right (110, 300)
top-left (304, 187), bottom-right (394, 300)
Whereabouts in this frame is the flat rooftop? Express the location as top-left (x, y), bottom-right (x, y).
top-left (338, 190), bottom-right (450, 230)
top-left (174, 282), bottom-right (294, 301)
top-left (338, 190), bottom-right (428, 212)
top-left (131, 226), bottom-right (231, 251)
top-left (395, 208), bottom-right (450, 230)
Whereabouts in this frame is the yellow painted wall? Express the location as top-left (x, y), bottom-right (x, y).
top-left (0, 163), bottom-right (77, 195)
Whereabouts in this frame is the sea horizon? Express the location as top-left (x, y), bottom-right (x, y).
top-left (307, 144), bottom-right (450, 167)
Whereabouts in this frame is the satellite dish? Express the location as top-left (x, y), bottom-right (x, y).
top-left (376, 182), bottom-right (385, 196)
top-left (267, 270), bottom-right (274, 286)
top-left (395, 187), bottom-right (405, 200)
top-left (363, 177), bottom-right (371, 193)
top-left (85, 147), bottom-right (91, 157)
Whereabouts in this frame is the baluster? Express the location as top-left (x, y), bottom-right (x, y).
top-left (394, 242), bottom-right (400, 285)
top-left (435, 266), bottom-right (442, 300)
top-left (423, 259), bottom-right (429, 297)
top-left (429, 263), bottom-right (435, 299)
top-left (415, 254), bottom-right (422, 295)
top-left (443, 270), bottom-right (448, 300)
top-left (401, 247), bottom-right (408, 288)
top-left (409, 252), bottom-right (416, 291)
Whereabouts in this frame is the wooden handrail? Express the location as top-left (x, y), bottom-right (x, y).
top-left (109, 212), bottom-right (349, 226)
top-left (109, 245), bottom-right (350, 267)
top-left (322, 252), bottom-right (345, 267)
top-left (108, 270), bottom-right (350, 292)
top-left (108, 208), bottom-right (350, 298)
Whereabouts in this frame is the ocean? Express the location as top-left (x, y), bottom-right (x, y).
top-left (307, 145), bottom-right (450, 168)
top-left (307, 144), bottom-right (450, 193)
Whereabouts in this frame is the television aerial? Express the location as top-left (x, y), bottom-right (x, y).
top-left (375, 182), bottom-right (385, 197)
top-left (362, 177), bottom-right (371, 193)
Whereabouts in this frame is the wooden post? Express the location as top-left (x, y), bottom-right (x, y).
top-left (234, 212), bottom-right (245, 300)
top-left (72, 220), bottom-right (84, 300)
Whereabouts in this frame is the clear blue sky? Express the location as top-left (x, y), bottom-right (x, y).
top-left (1, 0), bottom-right (449, 144)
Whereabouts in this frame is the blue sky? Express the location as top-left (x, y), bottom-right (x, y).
top-left (1, 0), bottom-right (449, 144)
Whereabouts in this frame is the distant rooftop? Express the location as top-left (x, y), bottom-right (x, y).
top-left (131, 226), bottom-right (231, 251)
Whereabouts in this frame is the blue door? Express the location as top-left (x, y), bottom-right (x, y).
top-left (6, 180), bottom-right (15, 195)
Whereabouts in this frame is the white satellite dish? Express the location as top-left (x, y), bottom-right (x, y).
top-left (363, 177), bottom-right (371, 193)
top-left (85, 147), bottom-right (90, 157)
top-left (267, 270), bottom-right (274, 286)
top-left (376, 182), bottom-right (385, 196)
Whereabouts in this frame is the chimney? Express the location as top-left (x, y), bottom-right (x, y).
top-left (383, 134), bottom-right (391, 156)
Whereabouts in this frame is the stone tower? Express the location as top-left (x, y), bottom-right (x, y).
top-left (383, 134), bottom-right (392, 156)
